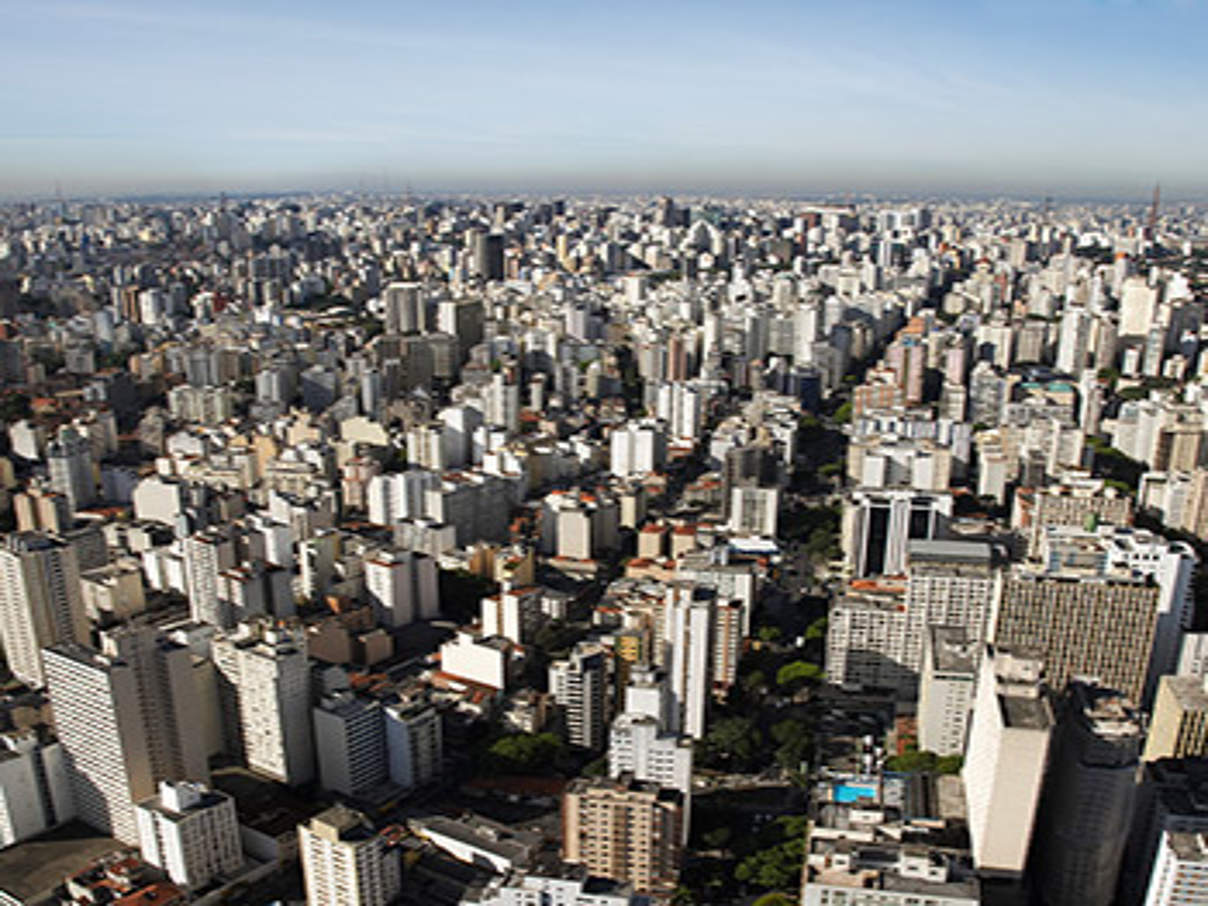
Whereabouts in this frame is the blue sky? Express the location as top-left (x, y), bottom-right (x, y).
top-left (1, 0), bottom-right (1205, 198)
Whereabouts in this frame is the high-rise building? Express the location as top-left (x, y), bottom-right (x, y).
top-left (549, 642), bottom-right (608, 751)
top-left (46, 426), bottom-right (96, 511)
top-left (212, 622), bottom-right (314, 785)
top-left (664, 585), bottom-right (714, 740)
top-left (917, 626), bottom-right (978, 756)
top-left (473, 232), bottom-right (505, 282)
top-left (962, 645), bottom-right (1053, 878)
top-left (135, 780), bottom-right (242, 891)
top-left (607, 712), bottom-right (692, 841)
top-left (0, 532), bottom-right (89, 688)
top-left (364, 548), bottom-right (439, 628)
top-left (0, 729), bottom-right (74, 846)
top-left (183, 528), bottom-right (238, 627)
top-left (1145, 676), bottom-right (1208, 762)
top-left (44, 631), bottom-right (209, 844)
top-left (1142, 831), bottom-right (1208, 906)
top-left (299, 806), bottom-right (402, 906)
top-left (1030, 683), bottom-right (1142, 906)
top-left (610, 420), bottom-right (667, 479)
top-left (562, 775), bottom-right (683, 898)
top-left (314, 693), bottom-right (388, 799)
top-left (996, 568), bottom-right (1161, 702)
top-left (383, 699), bottom-right (442, 792)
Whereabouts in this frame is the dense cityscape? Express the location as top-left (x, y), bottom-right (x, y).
top-left (0, 191), bottom-right (1205, 906)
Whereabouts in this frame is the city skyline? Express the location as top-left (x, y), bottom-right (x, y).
top-left (3, 0), bottom-right (1207, 199)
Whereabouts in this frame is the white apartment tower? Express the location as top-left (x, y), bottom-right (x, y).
top-left (364, 549), bottom-right (438, 628)
top-left (212, 622), bottom-right (315, 785)
top-left (0, 532), bottom-right (89, 688)
top-left (135, 780), bottom-right (242, 891)
top-left (314, 693), bottom-right (388, 799)
top-left (183, 528), bottom-right (237, 628)
top-left (917, 626), bottom-right (978, 757)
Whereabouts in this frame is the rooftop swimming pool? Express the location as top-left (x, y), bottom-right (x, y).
top-left (832, 782), bottom-right (878, 804)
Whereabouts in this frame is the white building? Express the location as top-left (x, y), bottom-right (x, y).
top-left (610, 420), bottom-right (667, 479)
top-left (439, 631), bottom-right (511, 690)
top-left (314, 693), bottom-right (388, 799)
top-left (212, 622), bottom-right (314, 785)
top-left (917, 627), bottom-right (977, 757)
top-left (135, 780), bottom-right (242, 890)
top-left (300, 806), bottom-right (401, 906)
top-left (0, 730), bottom-right (73, 846)
top-left (961, 646), bottom-right (1053, 877)
top-left (462, 868), bottom-right (645, 906)
top-left (1143, 831), bottom-right (1208, 906)
top-left (728, 486), bottom-right (779, 537)
top-left (664, 585), bottom-right (714, 740)
top-left (183, 529), bottom-right (238, 628)
top-left (384, 700), bottom-right (442, 791)
top-left (364, 549), bottom-right (439, 628)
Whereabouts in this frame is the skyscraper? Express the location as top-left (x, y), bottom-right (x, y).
top-left (46, 426), bottom-right (96, 511)
top-left (0, 532), bottom-right (89, 688)
top-left (843, 489), bottom-right (952, 578)
top-left (183, 528), bottom-right (237, 628)
top-left (314, 693), bottom-right (388, 799)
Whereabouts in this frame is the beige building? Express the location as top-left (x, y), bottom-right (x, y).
top-left (996, 569), bottom-right (1160, 702)
top-left (299, 806), bottom-right (401, 906)
top-left (562, 775), bottom-right (683, 897)
top-left (1145, 675), bottom-right (1208, 762)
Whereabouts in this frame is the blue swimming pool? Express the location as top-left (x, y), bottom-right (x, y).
top-left (833, 783), bottom-right (877, 803)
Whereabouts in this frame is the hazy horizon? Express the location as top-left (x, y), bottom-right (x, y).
top-left (3, 0), bottom-right (1206, 201)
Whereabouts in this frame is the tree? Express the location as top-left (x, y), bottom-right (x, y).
top-left (483, 732), bottom-right (563, 774)
top-left (833, 400), bottom-right (853, 423)
top-left (698, 716), bottom-right (763, 773)
top-left (776, 660), bottom-right (823, 688)
top-left (753, 894), bottom-right (797, 906)
top-left (804, 617), bottom-right (828, 642)
top-left (757, 626), bottom-right (782, 644)
top-left (771, 719), bottom-right (812, 772)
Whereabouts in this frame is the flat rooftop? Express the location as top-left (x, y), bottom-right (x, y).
top-left (0, 822), bottom-right (124, 905)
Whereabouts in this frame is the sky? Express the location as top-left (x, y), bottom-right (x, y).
top-left (1, 0), bottom-right (1206, 200)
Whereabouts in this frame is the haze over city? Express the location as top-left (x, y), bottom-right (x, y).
top-left (3, 0), bottom-right (1208, 199)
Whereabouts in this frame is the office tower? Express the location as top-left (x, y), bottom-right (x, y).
top-left (549, 642), bottom-right (608, 751)
top-left (1145, 676), bottom-right (1208, 762)
top-left (918, 627), bottom-right (978, 756)
top-left (1143, 831), bottom-right (1208, 906)
top-left (212, 622), bottom-right (315, 785)
top-left (44, 633), bottom-right (209, 844)
top-left (0, 532), bottom-right (88, 688)
top-left (46, 426), bottom-right (96, 510)
top-left (183, 528), bottom-right (237, 627)
top-left (314, 692), bottom-right (388, 799)
top-left (134, 781), bottom-right (242, 891)
top-left (996, 568), bottom-right (1160, 702)
top-left (364, 549), bottom-right (439, 628)
top-left (607, 713), bottom-right (693, 808)
top-left (562, 775), bottom-right (683, 897)
top-left (473, 232), bottom-right (505, 281)
top-left (962, 646), bottom-right (1053, 877)
top-left (299, 806), bottom-right (402, 906)
top-left (1031, 683), bottom-right (1142, 906)
top-left (0, 729), bottom-right (73, 846)
top-left (383, 700), bottom-right (442, 791)
top-left (843, 489), bottom-right (952, 578)
top-left (664, 585), bottom-right (714, 740)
